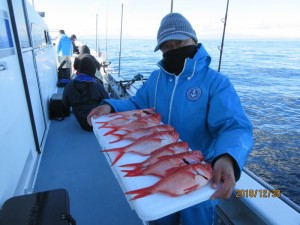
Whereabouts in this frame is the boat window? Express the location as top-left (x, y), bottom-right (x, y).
top-left (0, 10), bottom-right (15, 58)
top-left (31, 23), bottom-right (46, 49)
top-left (44, 30), bottom-right (52, 45)
top-left (12, 0), bottom-right (31, 48)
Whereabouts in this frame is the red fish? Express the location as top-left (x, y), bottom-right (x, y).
top-left (96, 109), bottom-right (156, 128)
top-left (109, 124), bottom-right (174, 144)
top-left (122, 150), bottom-right (204, 178)
top-left (96, 113), bottom-right (142, 128)
top-left (106, 108), bottom-right (155, 118)
top-left (119, 142), bottom-right (190, 169)
top-left (102, 130), bottom-right (179, 165)
top-left (103, 113), bottom-right (162, 136)
top-left (125, 163), bottom-right (212, 200)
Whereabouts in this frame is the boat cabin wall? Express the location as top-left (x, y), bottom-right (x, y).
top-left (0, 0), bottom-right (58, 206)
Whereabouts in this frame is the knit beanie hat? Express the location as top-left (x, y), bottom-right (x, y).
top-left (79, 56), bottom-right (96, 76)
top-left (154, 13), bottom-right (198, 52)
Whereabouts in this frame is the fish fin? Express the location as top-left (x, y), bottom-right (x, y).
top-left (95, 121), bottom-right (111, 128)
top-left (101, 147), bottom-right (125, 165)
top-left (103, 128), bottom-right (119, 136)
top-left (120, 169), bottom-right (132, 172)
top-left (125, 186), bottom-right (153, 200)
top-left (110, 136), bottom-right (136, 144)
top-left (119, 162), bottom-right (141, 168)
top-left (160, 190), bottom-right (180, 197)
top-left (118, 127), bottom-right (132, 133)
top-left (96, 122), bottom-right (107, 129)
top-left (108, 133), bottom-right (124, 143)
top-left (164, 166), bottom-right (182, 175)
top-left (122, 168), bottom-right (143, 177)
top-left (183, 184), bottom-right (199, 194)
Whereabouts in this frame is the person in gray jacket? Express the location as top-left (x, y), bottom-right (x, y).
top-left (87, 13), bottom-right (253, 225)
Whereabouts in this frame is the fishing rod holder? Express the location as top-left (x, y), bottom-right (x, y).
top-left (102, 61), bottom-right (111, 73)
top-left (118, 73), bottom-right (147, 90)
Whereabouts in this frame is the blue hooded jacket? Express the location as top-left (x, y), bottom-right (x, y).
top-left (105, 44), bottom-right (253, 180)
top-left (57, 34), bottom-right (73, 56)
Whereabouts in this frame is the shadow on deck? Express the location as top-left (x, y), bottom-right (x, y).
top-left (34, 114), bottom-right (143, 225)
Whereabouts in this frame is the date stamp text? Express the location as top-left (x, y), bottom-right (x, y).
top-left (235, 189), bottom-right (281, 198)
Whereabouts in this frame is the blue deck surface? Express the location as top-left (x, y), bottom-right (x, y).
top-left (34, 114), bottom-right (144, 225)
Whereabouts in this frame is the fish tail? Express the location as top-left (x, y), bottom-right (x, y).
top-left (125, 186), bottom-right (153, 200)
top-left (96, 121), bottom-right (107, 128)
top-left (122, 168), bottom-right (143, 177)
top-left (101, 147), bottom-right (125, 165)
top-left (108, 133), bottom-right (124, 143)
top-left (119, 162), bottom-right (142, 168)
top-left (110, 136), bottom-right (137, 144)
top-left (103, 128), bottom-right (119, 136)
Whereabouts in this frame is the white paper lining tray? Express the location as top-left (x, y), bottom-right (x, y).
top-left (92, 115), bottom-right (215, 221)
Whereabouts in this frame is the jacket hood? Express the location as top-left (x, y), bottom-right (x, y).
top-left (80, 45), bottom-right (91, 54)
top-left (60, 34), bottom-right (70, 40)
top-left (73, 74), bottom-right (97, 92)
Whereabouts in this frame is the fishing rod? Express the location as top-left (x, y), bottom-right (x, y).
top-left (118, 3), bottom-right (124, 77)
top-left (218, 0), bottom-right (229, 72)
top-left (105, 0), bottom-right (108, 60)
top-left (96, 12), bottom-right (98, 53)
top-left (96, 11), bottom-right (102, 56)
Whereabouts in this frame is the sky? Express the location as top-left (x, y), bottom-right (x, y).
top-left (32, 0), bottom-right (300, 40)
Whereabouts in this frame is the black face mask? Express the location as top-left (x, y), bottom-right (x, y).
top-left (162, 45), bottom-right (198, 75)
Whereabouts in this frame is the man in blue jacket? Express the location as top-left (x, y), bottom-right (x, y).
top-left (56, 30), bottom-right (73, 79)
top-left (88, 13), bottom-right (253, 225)
top-left (57, 30), bottom-right (73, 57)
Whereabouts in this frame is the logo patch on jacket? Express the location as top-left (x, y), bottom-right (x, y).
top-left (187, 87), bottom-right (201, 101)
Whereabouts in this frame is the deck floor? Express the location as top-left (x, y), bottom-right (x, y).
top-left (34, 113), bottom-right (144, 225)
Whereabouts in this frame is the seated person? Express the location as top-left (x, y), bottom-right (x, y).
top-left (73, 45), bottom-right (101, 74)
top-left (62, 56), bottom-right (110, 131)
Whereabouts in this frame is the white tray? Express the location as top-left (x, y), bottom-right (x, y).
top-left (92, 115), bottom-right (215, 221)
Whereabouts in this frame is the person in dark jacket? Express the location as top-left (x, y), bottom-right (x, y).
top-left (63, 56), bottom-right (110, 131)
top-left (70, 34), bottom-right (79, 54)
top-left (73, 45), bottom-right (101, 74)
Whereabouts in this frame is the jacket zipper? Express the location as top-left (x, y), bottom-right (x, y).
top-left (168, 75), bottom-right (179, 123)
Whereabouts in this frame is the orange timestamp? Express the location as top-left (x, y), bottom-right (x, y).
top-left (235, 189), bottom-right (281, 198)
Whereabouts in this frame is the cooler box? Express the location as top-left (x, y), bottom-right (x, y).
top-left (0, 189), bottom-right (76, 225)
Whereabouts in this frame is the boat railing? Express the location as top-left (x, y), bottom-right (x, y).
top-left (243, 168), bottom-right (300, 213)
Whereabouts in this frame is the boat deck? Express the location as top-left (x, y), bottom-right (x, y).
top-left (33, 112), bottom-right (144, 225)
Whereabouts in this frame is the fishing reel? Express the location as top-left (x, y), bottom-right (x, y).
top-left (119, 73), bottom-right (147, 90)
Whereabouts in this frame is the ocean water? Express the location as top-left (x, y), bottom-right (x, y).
top-left (82, 38), bottom-right (300, 206)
